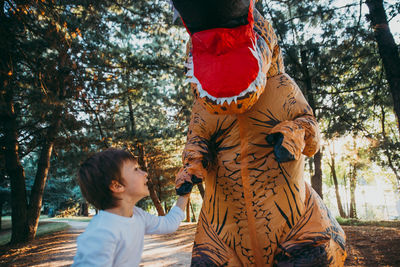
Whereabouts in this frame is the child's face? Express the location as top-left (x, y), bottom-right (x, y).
top-left (119, 160), bottom-right (149, 200)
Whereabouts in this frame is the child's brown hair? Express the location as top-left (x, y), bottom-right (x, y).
top-left (78, 148), bottom-right (136, 210)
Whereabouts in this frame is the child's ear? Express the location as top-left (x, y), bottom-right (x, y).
top-left (109, 180), bottom-right (125, 193)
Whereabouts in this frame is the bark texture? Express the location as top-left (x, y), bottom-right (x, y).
top-left (366, 0), bottom-right (400, 134)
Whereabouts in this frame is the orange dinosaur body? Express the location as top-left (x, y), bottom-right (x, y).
top-left (173, 2), bottom-right (347, 266)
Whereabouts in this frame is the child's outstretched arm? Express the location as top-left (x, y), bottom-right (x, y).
top-left (175, 194), bottom-right (190, 211)
top-left (142, 194), bottom-right (190, 235)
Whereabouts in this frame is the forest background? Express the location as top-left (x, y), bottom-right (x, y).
top-left (1, 0), bottom-right (400, 246)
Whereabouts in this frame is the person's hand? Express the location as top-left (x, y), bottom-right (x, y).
top-left (266, 121), bottom-right (305, 163)
top-left (175, 166), bottom-right (203, 196)
top-left (266, 132), bottom-right (294, 163)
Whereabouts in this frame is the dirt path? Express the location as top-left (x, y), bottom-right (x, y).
top-left (343, 225), bottom-right (400, 266)
top-left (0, 222), bottom-right (399, 266)
top-left (0, 221), bottom-right (87, 267)
top-left (140, 223), bottom-right (195, 266)
top-left (0, 221), bottom-right (196, 267)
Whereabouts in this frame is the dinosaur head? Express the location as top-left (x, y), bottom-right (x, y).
top-left (172, 0), bottom-right (268, 114)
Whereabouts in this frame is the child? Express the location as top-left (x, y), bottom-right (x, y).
top-left (73, 148), bottom-right (189, 266)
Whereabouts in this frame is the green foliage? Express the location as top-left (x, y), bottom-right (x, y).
top-left (256, 0), bottom-right (400, 218)
top-left (0, 0), bottom-right (191, 217)
top-left (336, 217), bottom-right (400, 227)
top-left (0, 221), bottom-right (70, 246)
top-left (1, 0), bottom-right (399, 225)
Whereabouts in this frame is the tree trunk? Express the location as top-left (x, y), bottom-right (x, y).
top-left (0, 200), bottom-right (3, 231)
top-left (300, 50), bottom-right (323, 198)
top-left (186, 197), bottom-right (190, 222)
top-left (190, 201), bottom-right (196, 222)
top-left (1, 12), bottom-right (29, 244)
top-left (197, 183), bottom-right (205, 199)
top-left (129, 102), bottom-right (164, 215)
top-left (329, 152), bottom-right (346, 218)
top-left (343, 175), bottom-right (350, 216)
top-left (137, 144), bottom-right (165, 216)
top-left (380, 106), bottom-right (400, 182)
top-left (2, 90), bottom-right (29, 244)
top-left (164, 202), bottom-right (170, 213)
top-left (0, 4), bottom-right (6, 235)
top-left (311, 150), bottom-right (323, 198)
top-left (366, 0), bottom-right (400, 134)
top-left (27, 111), bottom-right (62, 240)
top-left (128, 96), bottom-right (136, 138)
top-left (147, 178), bottom-right (165, 216)
top-left (80, 201), bottom-right (89, 216)
top-left (349, 165), bottom-right (357, 219)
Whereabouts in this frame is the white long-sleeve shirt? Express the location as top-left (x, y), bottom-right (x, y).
top-left (73, 205), bottom-right (185, 267)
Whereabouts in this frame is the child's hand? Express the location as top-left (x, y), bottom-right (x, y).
top-left (175, 164), bottom-right (203, 195)
top-left (176, 175), bottom-right (202, 195)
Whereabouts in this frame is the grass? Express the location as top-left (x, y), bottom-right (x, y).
top-left (0, 214), bottom-right (92, 246)
top-left (337, 217), bottom-right (400, 227)
top-left (50, 216), bottom-right (92, 222)
top-left (0, 215), bottom-right (51, 231)
top-left (0, 218), bottom-right (12, 232)
top-left (34, 222), bottom-right (70, 238)
top-left (0, 218), bottom-right (70, 246)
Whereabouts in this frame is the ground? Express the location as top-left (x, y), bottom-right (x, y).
top-left (0, 222), bottom-right (399, 266)
top-left (342, 225), bottom-right (400, 266)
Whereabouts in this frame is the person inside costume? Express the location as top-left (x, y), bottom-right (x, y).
top-left (172, 0), bottom-right (347, 266)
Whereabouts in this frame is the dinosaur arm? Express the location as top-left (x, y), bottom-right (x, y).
top-left (267, 81), bottom-right (320, 161)
top-left (176, 101), bottom-right (210, 194)
top-left (293, 114), bottom-right (320, 157)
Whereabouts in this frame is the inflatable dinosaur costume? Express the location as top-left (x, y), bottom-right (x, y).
top-left (172, 1), bottom-right (347, 266)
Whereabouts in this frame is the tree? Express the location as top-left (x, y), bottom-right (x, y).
top-left (369, 102), bottom-right (400, 189)
top-left (52, 0), bottom-right (192, 215)
top-left (327, 141), bottom-right (347, 218)
top-left (0, 0), bottom-right (85, 243)
top-left (257, 1), bottom-right (400, 202)
top-left (0, 0), bottom-right (123, 243)
top-left (366, 0), bottom-right (400, 135)
top-left (259, 0), bottom-right (345, 198)
top-left (343, 138), bottom-right (370, 219)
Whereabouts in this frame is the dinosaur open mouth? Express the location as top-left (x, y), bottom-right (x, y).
top-left (185, 25), bottom-right (266, 105)
top-left (173, 0), bottom-right (267, 114)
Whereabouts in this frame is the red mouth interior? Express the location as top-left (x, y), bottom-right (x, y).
top-left (192, 24), bottom-right (259, 98)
